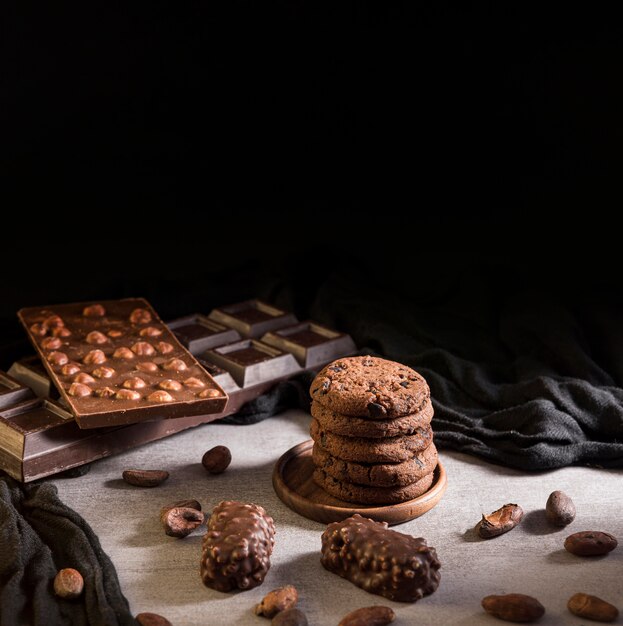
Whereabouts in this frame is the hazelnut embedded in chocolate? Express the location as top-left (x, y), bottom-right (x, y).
top-left (30, 323), bottom-right (48, 336)
top-left (159, 379), bottom-right (182, 391)
top-left (113, 347), bottom-right (134, 360)
top-left (140, 326), bottom-right (163, 337)
top-left (95, 387), bottom-right (116, 398)
top-left (43, 315), bottom-right (64, 328)
top-left (130, 308), bottom-right (152, 324)
top-left (162, 358), bottom-right (187, 372)
top-left (68, 383), bottom-right (92, 397)
top-left (137, 362), bottom-right (159, 373)
top-left (83, 304), bottom-right (106, 317)
top-left (48, 351), bottom-right (69, 366)
top-left (83, 349), bottom-right (107, 365)
top-left (131, 342), bottom-right (156, 356)
top-left (61, 363), bottom-right (81, 376)
top-left (52, 326), bottom-right (72, 337)
top-left (148, 390), bottom-right (174, 402)
top-left (92, 366), bottom-right (115, 379)
top-left (41, 337), bottom-right (62, 350)
top-left (156, 342), bottom-right (174, 354)
top-left (123, 377), bottom-right (147, 390)
top-left (73, 373), bottom-right (96, 384)
top-left (198, 388), bottom-right (221, 398)
top-left (86, 331), bottom-right (109, 345)
top-left (184, 377), bottom-right (205, 389)
top-left (107, 329), bottom-right (123, 338)
top-left (116, 389), bottom-right (141, 400)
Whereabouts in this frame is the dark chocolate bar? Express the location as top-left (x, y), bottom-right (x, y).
top-left (0, 300), bottom-right (357, 482)
top-left (208, 300), bottom-right (297, 338)
top-left (321, 514), bottom-right (441, 602)
top-left (201, 501), bottom-right (275, 591)
top-left (18, 299), bottom-right (227, 428)
top-left (0, 371), bottom-right (34, 409)
top-left (261, 321), bottom-right (356, 369)
top-left (168, 314), bottom-right (240, 355)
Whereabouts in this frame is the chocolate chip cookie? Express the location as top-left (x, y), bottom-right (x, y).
top-left (311, 399), bottom-right (434, 438)
top-left (312, 442), bottom-right (438, 487)
top-left (310, 356), bottom-right (430, 418)
top-left (313, 468), bottom-right (435, 504)
top-left (310, 418), bottom-right (433, 463)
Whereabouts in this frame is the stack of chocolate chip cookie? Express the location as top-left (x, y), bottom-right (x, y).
top-left (309, 356), bottom-right (437, 505)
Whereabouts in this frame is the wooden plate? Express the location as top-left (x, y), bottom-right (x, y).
top-left (272, 439), bottom-right (447, 526)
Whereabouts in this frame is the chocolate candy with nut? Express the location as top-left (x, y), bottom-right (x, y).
top-left (200, 500), bottom-right (275, 592)
top-left (320, 514), bottom-right (440, 602)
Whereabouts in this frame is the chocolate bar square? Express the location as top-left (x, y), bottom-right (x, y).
top-left (0, 371), bottom-right (34, 409)
top-left (262, 321), bottom-right (357, 369)
top-left (168, 314), bottom-right (241, 355)
top-left (8, 356), bottom-right (57, 399)
top-left (200, 339), bottom-right (301, 387)
top-left (208, 300), bottom-right (297, 338)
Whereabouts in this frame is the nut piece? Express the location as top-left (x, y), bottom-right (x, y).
top-left (68, 383), bottom-right (92, 398)
top-left (83, 304), bottom-right (106, 317)
top-left (131, 341), bottom-right (156, 356)
top-left (159, 379), bottom-right (182, 391)
top-left (48, 351), bottom-right (69, 366)
top-left (140, 326), bottom-right (163, 337)
top-left (73, 373), bottom-right (95, 384)
top-left (137, 361), bottom-right (159, 373)
top-left (122, 469), bottom-right (169, 487)
top-left (30, 323), bottom-right (48, 336)
top-left (86, 331), bottom-right (109, 345)
top-left (123, 377), bottom-right (147, 390)
top-left (564, 531), bottom-right (618, 556)
top-left (272, 609), bottom-right (309, 626)
top-left (44, 315), bottom-right (64, 328)
top-left (338, 606), bottom-right (395, 626)
top-left (83, 349), bottom-right (106, 365)
top-left (53, 568), bottom-right (84, 599)
top-left (162, 358), bottom-right (187, 372)
top-left (41, 337), bottom-right (62, 350)
top-left (95, 387), bottom-right (116, 398)
top-left (255, 585), bottom-right (299, 618)
top-left (156, 342), bottom-right (174, 354)
top-left (107, 329), bottom-right (123, 338)
top-left (477, 504), bottom-right (524, 538)
top-left (198, 388), bottom-right (221, 398)
top-left (130, 308), bottom-right (152, 324)
top-left (161, 506), bottom-right (205, 538)
top-left (92, 366), bottom-right (115, 379)
top-left (568, 592), bottom-right (619, 622)
top-left (202, 446), bottom-right (232, 474)
top-left (113, 347), bottom-right (134, 360)
top-left (545, 491), bottom-right (575, 527)
top-left (184, 377), bottom-right (205, 388)
top-left (61, 363), bottom-right (81, 376)
top-left (115, 389), bottom-right (141, 400)
top-left (482, 594), bottom-right (545, 623)
top-left (135, 613), bottom-right (172, 626)
top-left (147, 390), bottom-right (174, 403)
top-left (53, 326), bottom-right (72, 337)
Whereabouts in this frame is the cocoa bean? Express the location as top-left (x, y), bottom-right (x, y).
top-left (255, 585), bottom-right (299, 618)
top-left (545, 491), bottom-right (575, 526)
top-left (568, 593), bottom-right (619, 622)
top-left (135, 613), bottom-right (172, 626)
top-left (272, 608), bottom-right (308, 626)
top-left (202, 445), bottom-right (232, 474)
top-left (477, 504), bottom-right (524, 538)
top-left (122, 469), bottom-right (169, 487)
top-left (564, 531), bottom-right (618, 556)
top-left (160, 507), bottom-right (204, 538)
top-left (338, 606), bottom-right (395, 626)
top-left (481, 593), bottom-right (545, 622)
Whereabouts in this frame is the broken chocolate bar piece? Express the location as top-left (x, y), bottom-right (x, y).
top-left (320, 514), bottom-right (440, 602)
top-left (168, 314), bottom-right (240, 355)
top-left (18, 299), bottom-right (227, 428)
top-left (201, 501), bottom-right (275, 592)
top-left (0, 371), bottom-right (34, 409)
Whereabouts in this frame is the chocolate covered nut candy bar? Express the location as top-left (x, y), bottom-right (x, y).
top-left (320, 514), bottom-right (440, 602)
top-left (201, 501), bottom-right (275, 592)
top-left (18, 299), bottom-right (227, 428)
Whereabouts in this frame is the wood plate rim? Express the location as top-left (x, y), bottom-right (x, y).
top-left (272, 439), bottom-right (447, 526)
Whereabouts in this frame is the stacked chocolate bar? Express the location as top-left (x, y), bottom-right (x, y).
top-left (0, 299), bottom-right (356, 482)
top-left (309, 356), bottom-right (438, 504)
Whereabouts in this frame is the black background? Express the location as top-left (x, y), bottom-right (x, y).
top-left (2, 4), bottom-right (622, 350)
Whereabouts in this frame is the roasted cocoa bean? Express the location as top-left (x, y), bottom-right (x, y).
top-left (255, 585), bottom-right (299, 617)
top-left (545, 491), bottom-right (575, 527)
top-left (160, 507), bottom-right (205, 538)
top-left (477, 503), bottom-right (524, 538)
top-left (122, 469), bottom-right (169, 487)
top-left (564, 531), bottom-right (618, 556)
top-left (568, 592), bottom-right (619, 622)
top-left (338, 606), bottom-right (396, 626)
top-left (482, 594), bottom-right (545, 622)
top-left (135, 613), bottom-right (173, 626)
top-left (201, 445), bottom-right (232, 474)
top-left (272, 609), bottom-right (308, 626)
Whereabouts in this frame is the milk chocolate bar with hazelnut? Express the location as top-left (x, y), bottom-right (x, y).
top-left (320, 514), bottom-right (441, 602)
top-left (18, 299), bottom-right (228, 428)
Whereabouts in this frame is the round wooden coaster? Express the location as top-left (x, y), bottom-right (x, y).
top-left (272, 439), bottom-right (447, 526)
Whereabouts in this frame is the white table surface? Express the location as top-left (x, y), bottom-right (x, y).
top-left (52, 410), bottom-right (623, 626)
